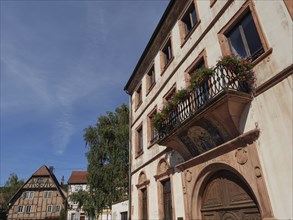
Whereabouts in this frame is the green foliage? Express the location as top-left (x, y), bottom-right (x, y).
top-left (217, 54), bottom-right (255, 84)
top-left (58, 208), bottom-right (66, 220)
top-left (161, 102), bottom-right (175, 116)
top-left (83, 104), bottom-right (129, 217)
top-left (153, 54), bottom-right (256, 134)
top-left (173, 89), bottom-right (188, 104)
top-left (0, 173), bottom-right (24, 211)
top-left (69, 190), bottom-right (95, 217)
top-left (152, 112), bottom-right (166, 131)
top-left (190, 67), bottom-right (214, 90)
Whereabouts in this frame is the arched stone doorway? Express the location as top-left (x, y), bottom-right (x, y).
top-left (201, 170), bottom-right (261, 220)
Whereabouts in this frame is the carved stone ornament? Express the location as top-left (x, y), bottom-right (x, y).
top-left (139, 173), bottom-right (146, 184)
top-left (159, 161), bottom-right (168, 174)
top-left (185, 170), bottom-right (192, 182)
top-left (235, 148), bottom-right (248, 165)
top-left (255, 166), bottom-right (262, 178)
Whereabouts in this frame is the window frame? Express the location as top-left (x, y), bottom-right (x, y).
top-left (25, 205), bottom-right (32, 214)
top-left (154, 159), bottom-right (175, 220)
top-left (135, 84), bottom-right (143, 110)
top-left (17, 205), bottom-right (24, 213)
top-left (147, 107), bottom-right (158, 148)
top-left (121, 211), bottom-right (128, 220)
top-left (136, 172), bottom-right (150, 220)
top-left (47, 205), bottom-right (52, 212)
top-left (161, 179), bottom-right (173, 220)
top-left (74, 185), bottom-right (82, 192)
top-left (160, 37), bottom-right (174, 74)
top-left (52, 205), bottom-right (61, 212)
top-left (23, 191), bottom-right (34, 199)
top-left (43, 191), bottom-right (52, 198)
top-left (135, 124), bottom-right (143, 157)
top-left (146, 64), bottom-right (156, 95)
top-left (163, 84), bottom-right (177, 104)
top-left (179, 0), bottom-right (201, 46)
top-left (218, 1), bottom-right (271, 65)
top-left (185, 49), bottom-right (208, 88)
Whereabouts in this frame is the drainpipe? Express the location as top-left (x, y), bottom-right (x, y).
top-left (128, 96), bottom-right (132, 220)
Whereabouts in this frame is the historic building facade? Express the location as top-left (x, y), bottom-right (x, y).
top-left (7, 165), bottom-right (67, 219)
top-left (124, 0), bottom-right (292, 219)
top-left (67, 171), bottom-right (89, 220)
top-left (67, 171), bottom-right (112, 220)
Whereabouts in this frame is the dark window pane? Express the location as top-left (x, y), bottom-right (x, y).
top-left (162, 40), bottom-right (172, 66)
top-left (182, 4), bottom-right (197, 35)
top-left (191, 9), bottom-right (197, 27)
top-left (138, 128), bottom-right (143, 153)
top-left (121, 212), bottom-right (127, 220)
top-left (142, 188), bottom-right (148, 220)
top-left (162, 180), bottom-right (172, 220)
top-left (241, 13), bottom-right (263, 59)
top-left (228, 26), bottom-right (247, 57)
top-left (196, 59), bottom-right (205, 70)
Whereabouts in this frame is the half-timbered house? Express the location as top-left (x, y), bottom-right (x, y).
top-left (7, 165), bottom-right (67, 219)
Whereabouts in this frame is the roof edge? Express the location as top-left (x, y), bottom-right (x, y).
top-left (124, 0), bottom-right (175, 94)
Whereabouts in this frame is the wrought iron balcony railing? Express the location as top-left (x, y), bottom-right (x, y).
top-left (157, 64), bottom-right (252, 140)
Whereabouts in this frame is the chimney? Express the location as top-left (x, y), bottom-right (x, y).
top-left (49, 166), bottom-right (55, 174)
top-left (61, 176), bottom-right (64, 186)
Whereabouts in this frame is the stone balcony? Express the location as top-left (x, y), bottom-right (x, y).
top-left (155, 65), bottom-right (253, 160)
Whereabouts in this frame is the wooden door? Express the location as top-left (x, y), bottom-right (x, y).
top-left (201, 171), bottom-right (261, 220)
top-left (162, 179), bottom-right (173, 220)
top-left (142, 188), bottom-right (148, 220)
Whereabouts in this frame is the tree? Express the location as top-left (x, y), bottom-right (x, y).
top-left (83, 104), bottom-right (129, 218)
top-left (0, 173), bottom-right (24, 212)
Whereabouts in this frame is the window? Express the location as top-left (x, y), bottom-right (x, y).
top-left (121, 211), bottom-right (128, 220)
top-left (141, 188), bottom-right (148, 220)
top-left (148, 109), bottom-right (158, 145)
top-left (181, 3), bottom-right (198, 37)
top-left (74, 185), bottom-right (82, 192)
top-left (163, 85), bottom-right (177, 125)
top-left (164, 85), bottom-right (176, 103)
top-left (25, 205), bottom-right (32, 213)
top-left (37, 178), bottom-right (44, 184)
top-left (52, 205), bottom-right (60, 212)
top-left (227, 12), bottom-right (263, 61)
top-left (162, 179), bottom-right (173, 220)
top-left (147, 65), bottom-right (155, 92)
top-left (47, 205), bottom-right (52, 212)
top-left (218, 2), bottom-right (270, 64)
top-left (23, 191), bottom-right (34, 199)
top-left (17, 205), bottom-right (23, 213)
top-left (190, 57), bottom-right (210, 108)
top-left (43, 191), bottom-right (52, 198)
top-left (161, 38), bottom-right (173, 71)
top-left (136, 85), bottom-right (142, 109)
top-left (137, 172), bottom-right (150, 220)
top-left (136, 126), bottom-right (143, 155)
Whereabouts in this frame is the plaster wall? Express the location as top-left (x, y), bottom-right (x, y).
top-left (111, 200), bottom-right (128, 220)
top-left (250, 76), bottom-right (293, 218)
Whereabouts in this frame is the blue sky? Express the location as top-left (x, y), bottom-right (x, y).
top-left (0, 0), bottom-right (169, 186)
